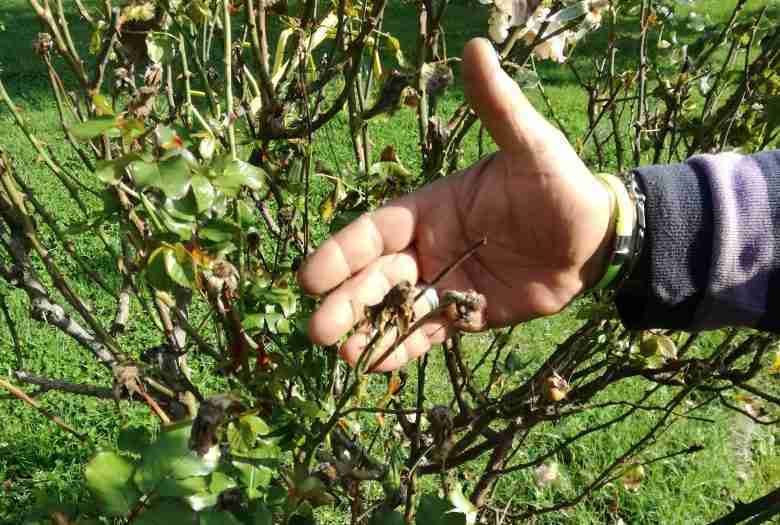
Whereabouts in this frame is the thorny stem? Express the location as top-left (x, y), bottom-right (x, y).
top-left (224, 0), bottom-right (237, 159)
top-left (633, 0), bottom-right (649, 165)
top-left (0, 376), bottom-right (87, 441)
top-left (415, 236), bottom-right (487, 301)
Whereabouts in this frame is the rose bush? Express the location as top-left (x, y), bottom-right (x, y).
top-left (0, 0), bottom-right (778, 523)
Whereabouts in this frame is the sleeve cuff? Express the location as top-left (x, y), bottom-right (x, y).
top-left (614, 161), bottom-right (714, 329)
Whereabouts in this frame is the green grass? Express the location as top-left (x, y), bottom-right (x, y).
top-left (0, 1), bottom-right (778, 523)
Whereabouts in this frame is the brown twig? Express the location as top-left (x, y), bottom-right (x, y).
top-left (415, 236), bottom-right (487, 302)
top-left (0, 376), bottom-right (87, 441)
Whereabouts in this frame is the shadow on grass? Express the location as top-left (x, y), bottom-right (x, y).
top-left (0, 1), bottom-right (95, 108)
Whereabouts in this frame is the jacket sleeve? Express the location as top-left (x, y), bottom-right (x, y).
top-left (615, 150), bottom-right (780, 332)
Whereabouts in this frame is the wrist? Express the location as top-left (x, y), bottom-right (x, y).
top-left (583, 179), bottom-right (617, 289)
top-left (585, 172), bottom-right (645, 292)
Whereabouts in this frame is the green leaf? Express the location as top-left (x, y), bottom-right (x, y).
top-left (130, 159), bottom-right (161, 188)
top-left (266, 485), bottom-right (288, 508)
top-left (217, 159), bottom-right (267, 195)
top-left (384, 35), bottom-right (407, 68)
top-left (231, 447), bottom-right (279, 498)
top-left (187, 493), bottom-right (218, 512)
top-left (134, 422), bottom-right (220, 493)
top-left (92, 93), bottom-right (114, 116)
top-left (227, 415), bottom-right (270, 452)
top-left (170, 245), bottom-right (196, 288)
top-left (243, 307), bottom-right (291, 335)
top-left (156, 125), bottom-right (179, 148)
top-left (276, 318), bottom-right (292, 334)
top-left (118, 426), bottom-right (152, 455)
top-left (147, 32), bottom-right (176, 64)
top-left (416, 495), bottom-right (466, 525)
top-left (157, 156), bottom-right (193, 199)
top-left (209, 470), bottom-right (238, 494)
top-left (164, 192), bottom-right (199, 222)
top-left (191, 175), bottom-right (216, 213)
top-left (131, 156), bottom-right (192, 199)
top-left (200, 219), bottom-right (239, 243)
top-left (157, 476), bottom-right (208, 498)
top-left (250, 286), bottom-right (298, 317)
top-left (369, 511), bottom-right (404, 525)
top-left (237, 200), bottom-right (256, 228)
top-left (101, 188), bottom-right (122, 215)
top-left (160, 210), bottom-right (194, 241)
top-left (122, 118), bottom-right (146, 141)
top-left (182, 470), bottom-right (237, 512)
top-left (146, 246), bottom-right (175, 291)
top-left (71, 116), bottom-right (119, 140)
top-left (640, 334), bottom-right (677, 360)
top-left (369, 161), bottom-right (412, 180)
top-left (199, 511), bottom-right (244, 525)
top-left (135, 499), bottom-right (197, 525)
top-left (249, 503), bottom-right (273, 525)
top-left (242, 313), bottom-right (266, 331)
top-left (94, 160), bottom-right (120, 184)
top-left (84, 451), bottom-right (141, 516)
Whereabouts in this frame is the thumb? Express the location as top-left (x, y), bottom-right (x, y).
top-left (462, 38), bottom-right (561, 157)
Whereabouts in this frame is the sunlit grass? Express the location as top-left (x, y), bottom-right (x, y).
top-left (0, 1), bottom-right (777, 523)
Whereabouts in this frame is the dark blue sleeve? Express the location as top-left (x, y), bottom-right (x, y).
top-left (615, 150), bottom-right (780, 332)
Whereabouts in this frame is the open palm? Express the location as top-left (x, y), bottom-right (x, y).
top-left (298, 39), bottom-right (613, 371)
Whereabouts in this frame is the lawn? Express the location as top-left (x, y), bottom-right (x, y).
top-left (0, 1), bottom-right (778, 524)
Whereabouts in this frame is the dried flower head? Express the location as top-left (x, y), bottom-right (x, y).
top-left (33, 33), bottom-right (54, 57)
top-left (443, 289), bottom-right (488, 332)
top-left (543, 372), bottom-right (570, 402)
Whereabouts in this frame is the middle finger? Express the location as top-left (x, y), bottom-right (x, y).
top-left (307, 250), bottom-right (420, 346)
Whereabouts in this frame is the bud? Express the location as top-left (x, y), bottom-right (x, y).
top-left (189, 394), bottom-right (242, 456)
top-left (33, 33), bottom-right (54, 57)
top-left (543, 372), bottom-right (570, 402)
top-left (443, 289), bottom-right (487, 332)
top-left (204, 259), bottom-right (239, 297)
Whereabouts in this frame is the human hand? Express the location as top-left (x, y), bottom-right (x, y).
top-left (297, 38), bottom-right (614, 371)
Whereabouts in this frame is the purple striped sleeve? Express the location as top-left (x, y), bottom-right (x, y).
top-left (615, 150), bottom-right (780, 332)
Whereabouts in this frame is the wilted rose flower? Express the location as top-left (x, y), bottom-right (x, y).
top-left (485, 0), bottom-right (535, 43)
top-left (524, 8), bottom-right (568, 63)
top-left (487, 0), bottom-right (609, 61)
top-left (585, 0), bottom-right (609, 28)
top-left (489, 10), bottom-right (512, 43)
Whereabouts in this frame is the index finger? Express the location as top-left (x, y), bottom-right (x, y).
top-left (297, 196), bottom-right (420, 295)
